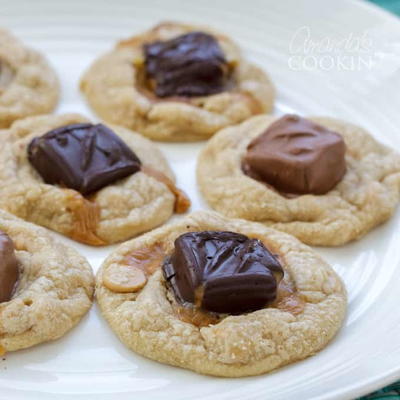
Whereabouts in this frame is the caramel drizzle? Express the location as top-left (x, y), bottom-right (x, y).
top-left (115, 22), bottom-right (263, 117)
top-left (122, 242), bottom-right (303, 329)
top-left (65, 191), bottom-right (105, 246)
top-left (174, 303), bottom-right (221, 328)
top-left (123, 244), bottom-right (219, 327)
top-left (123, 243), bottom-right (165, 277)
top-left (63, 162), bottom-right (191, 246)
top-left (173, 285), bottom-right (222, 328)
top-left (259, 239), bottom-right (305, 315)
top-left (172, 279), bottom-right (305, 328)
top-left (123, 52), bottom-right (196, 105)
top-left (141, 165), bottom-right (191, 214)
top-left (172, 238), bottom-right (303, 326)
top-left (240, 92), bottom-right (264, 115)
top-left (131, 57), bottom-right (239, 107)
top-left (117, 31), bottom-right (240, 106)
top-left (272, 279), bottom-right (305, 316)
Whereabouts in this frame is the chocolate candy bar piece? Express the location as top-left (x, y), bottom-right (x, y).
top-left (144, 32), bottom-right (230, 97)
top-left (28, 123), bottom-right (142, 195)
top-left (163, 231), bottom-right (283, 314)
top-left (243, 114), bottom-right (346, 195)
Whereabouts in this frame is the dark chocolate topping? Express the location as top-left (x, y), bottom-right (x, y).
top-left (0, 231), bottom-right (19, 303)
top-left (162, 231), bottom-right (283, 314)
top-left (144, 31), bottom-right (230, 98)
top-left (28, 123), bottom-right (142, 195)
top-left (243, 114), bottom-right (346, 195)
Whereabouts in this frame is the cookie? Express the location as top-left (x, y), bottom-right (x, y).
top-left (0, 28), bottom-right (59, 128)
top-left (197, 115), bottom-right (400, 246)
top-left (0, 113), bottom-right (190, 245)
top-left (80, 21), bottom-right (275, 142)
top-left (96, 211), bottom-right (346, 377)
top-left (0, 210), bottom-right (94, 353)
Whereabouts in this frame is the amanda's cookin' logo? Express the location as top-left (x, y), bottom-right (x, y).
top-left (288, 26), bottom-right (373, 71)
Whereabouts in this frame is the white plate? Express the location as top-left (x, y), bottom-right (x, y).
top-left (1, 0), bottom-right (400, 399)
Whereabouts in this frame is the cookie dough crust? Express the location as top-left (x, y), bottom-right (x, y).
top-left (0, 113), bottom-right (176, 245)
top-left (0, 28), bottom-right (59, 129)
top-left (80, 22), bottom-right (275, 142)
top-left (0, 210), bottom-right (94, 352)
top-left (96, 211), bottom-right (346, 377)
top-left (197, 115), bottom-right (400, 246)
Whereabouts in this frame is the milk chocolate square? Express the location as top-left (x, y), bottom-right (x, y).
top-left (243, 115), bottom-right (346, 194)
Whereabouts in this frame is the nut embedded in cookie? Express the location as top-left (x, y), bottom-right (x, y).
top-left (197, 114), bottom-right (400, 246)
top-left (103, 263), bottom-right (147, 293)
top-left (80, 21), bottom-right (275, 141)
top-left (96, 211), bottom-right (347, 377)
top-left (0, 113), bottom-right (190, 245)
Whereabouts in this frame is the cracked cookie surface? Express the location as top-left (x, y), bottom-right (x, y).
top-left (0, 28), bottom-right (59, 128)
top-left (80, 22), bottom-right (275, 142)
top-left (0, 210), bottom-right (94, 352)
top-left (197, 115), bottom-right (400, 246)
top-left (0, 113), bottom-right (179, 245)
top-left (96, 211), bottom-right (346, 377)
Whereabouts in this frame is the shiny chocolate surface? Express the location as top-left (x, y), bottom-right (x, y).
top-left (243, 114), bottom-right (346, 195)
top-left (28, 123), bottom-right (141, 195)
top-left (163, 231), bottom-right (283, 314)
top-left (144, 32), bottom-right (230, 97)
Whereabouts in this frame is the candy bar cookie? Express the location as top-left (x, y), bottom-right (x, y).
top-left (0, 210), bottom-right (93, 353)
top-left (197, 114), bottom-right (400, 246)
top-left (0, 28), bottom-right (59, 128)
top-left (96, 211), bottom-right (346, 377)
top-left (0, 113), bottom-right (190, 245)
top-left (80, 22), bottom-right (274, 141)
